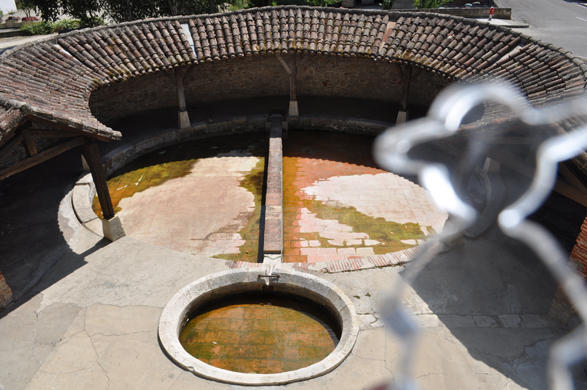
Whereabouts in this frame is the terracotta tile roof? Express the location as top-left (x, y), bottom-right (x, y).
top-left (0, 7), bottom-right (585, 142)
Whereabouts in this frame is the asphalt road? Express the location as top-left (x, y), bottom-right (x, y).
top-left (497, 0), bottom-right (587, 58)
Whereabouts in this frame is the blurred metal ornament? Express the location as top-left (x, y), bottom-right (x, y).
top-left (373, 82), bottom-right (587, 390)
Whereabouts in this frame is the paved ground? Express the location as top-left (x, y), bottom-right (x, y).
top-left (497, 0), bottom-right (587, 58)
top-left (1, 217), bottom-right (585, 390)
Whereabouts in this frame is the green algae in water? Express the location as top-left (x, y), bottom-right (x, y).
top-left (179, 292), bottom-right (340, 374)
top-left (213, 158), bottom-right (265, 263)
top-left (92, 134), bottom-right (267, 220)
top-left (306, 199), bottom-right (427, 254)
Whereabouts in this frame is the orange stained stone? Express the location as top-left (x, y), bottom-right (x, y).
top-left (179, 294), bottom-right (340, 374)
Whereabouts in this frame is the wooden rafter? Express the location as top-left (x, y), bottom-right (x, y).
top-left (559, 162), bottom-right (587, 195)
top-left (26, 114), bottom-right (113, 142)
top-left (0, 133), bottom-right (24, 161)
top-left (21, 127), bottom-right (37, 157)
top-left (0, 137), bottom-right (84, 181)
top-left (30, 129), bottom-right (77, 138)
top-left (469, 140), bottom-right (587, 206)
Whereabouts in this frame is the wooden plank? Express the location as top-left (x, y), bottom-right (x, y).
top-left (21, 127), bottom-right (37, 156)
top-left (26, 114), bottom-right (113, 142)
top-left (296, 55), bottom-right (308, 71)
top-left (0, 133), bottom-right (23, 161)
top-left (470, 140), bottom-right (533, 176)
top-left (470, 140), bottom-right (587, 206)
top-left (0, 137), bottom-right (84, 181)
top-left (554, 180), bottom-right (587, 207)
top-left (288, 56), bottom-right (297, 102)
top-left (0, 115), bottom-right (28, 149)
top-left (400, 64), bottom-right (412, 112)
top-left (393, 62), bottom-right (403, 78)
top-left (559, 162), bottom-right (587, 195)
top-left (175, 67), bottom-right (187, 111)
top-left (275, 53), bottom-right (291, 74)
top-left (181, 65), bottom-right (193, 82)
top-left (82, 140), bottom-right (115, 220)
top-left (30, 129), bottom-right (77, 138)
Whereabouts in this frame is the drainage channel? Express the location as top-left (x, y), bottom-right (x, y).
top-left (158, 116), bottom-right (359, 383)
top-left (261, 114), bottom-right (285, 264)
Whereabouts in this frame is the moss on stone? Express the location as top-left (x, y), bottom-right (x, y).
top-left (214, 158), bottom-right (265, 263)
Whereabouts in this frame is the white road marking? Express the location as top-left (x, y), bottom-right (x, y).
top-left (577, 16), bottom-right (587, 22)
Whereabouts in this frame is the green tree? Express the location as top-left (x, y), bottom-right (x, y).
top-left (414, 0), bottom-right (451, 7)
top-left (16, 0), bottom-right (36, 18)
top-left (29, 0), bottom-right (59, 21)
top-left (61, 0), bottom-right (105, 27)
top-left (102, 0), bottom-right (159, 23)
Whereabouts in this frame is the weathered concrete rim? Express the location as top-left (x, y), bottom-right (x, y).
top-left (158, 267), bottom-right (359, 385)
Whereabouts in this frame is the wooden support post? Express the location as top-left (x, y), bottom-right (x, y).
top-left (276, 54), bottom-right (300, 117)
top-left (400, 64), bottom-right (412, 112)
top-left (82, 139), bottom-right (125, 241)
top-left (21, 127), bottom-right (37, 157)
top-left (288, 56), bottom-right (298, 117)
top-left (397, 64), bottom-right (412, 124)
top-left (82, 139), bottom-right (115, 220)
top-left (175, 67), bottom-right (190, 129)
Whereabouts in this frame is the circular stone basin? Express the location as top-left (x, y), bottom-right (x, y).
top-left (159, 268), bottom-right (358, 385)
top-left (179, 292), bottom-right (341, 374)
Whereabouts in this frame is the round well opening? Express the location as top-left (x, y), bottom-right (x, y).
top-left (179, 291), bottom-right (342, 374)
top-left (159, 268), bottom-right (358, 385)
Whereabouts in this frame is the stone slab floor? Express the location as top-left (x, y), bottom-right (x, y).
top-left (1, 213), bottom-right (586, 389)
top-left (94, 131), bottom-right (447, 265)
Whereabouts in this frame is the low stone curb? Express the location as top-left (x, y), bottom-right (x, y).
top-left (227, 246), bottom-right (425, 274)
top-left (158, 267), bottom-right (359, 385)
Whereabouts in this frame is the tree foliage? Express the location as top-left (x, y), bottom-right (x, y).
top-left (27, 0), bottom-right (252, 25)
top-left (413, 0), bottom-right (451, 8)
top-left (102, 0), bottom-right (160, 23)
top-left (29, 0), bottom-right (60, 21)
top-left (61, 0), bottom-right (105, 27)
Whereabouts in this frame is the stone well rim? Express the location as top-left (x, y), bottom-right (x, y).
top-left (158, 267), bottom-right (359, 385)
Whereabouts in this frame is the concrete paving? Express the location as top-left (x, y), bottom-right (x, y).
top-left (1, 101), bottom-right (586, 389)
top-left (1, 223), bottom-right (585, 389)
top-left (1, 153), bottom-right (586, 389)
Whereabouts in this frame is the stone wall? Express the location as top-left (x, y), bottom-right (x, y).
top-left (184, 55), bottom-right (290, 103)
top-left (89, 55), bottom-right (451, 125)
top-left (90, 71), bottom-right (179, 125)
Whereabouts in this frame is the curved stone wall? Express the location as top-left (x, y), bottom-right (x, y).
top-left (1, 7), bottom-right (586, 140)
top-left (89, 54), bottom-right (451, 125)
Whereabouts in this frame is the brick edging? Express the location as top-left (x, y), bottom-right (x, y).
top-left (226, 245), bottom-right (425, 273)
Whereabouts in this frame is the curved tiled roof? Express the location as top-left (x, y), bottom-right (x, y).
top-left (0, 7), bottom-right (586, 142)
